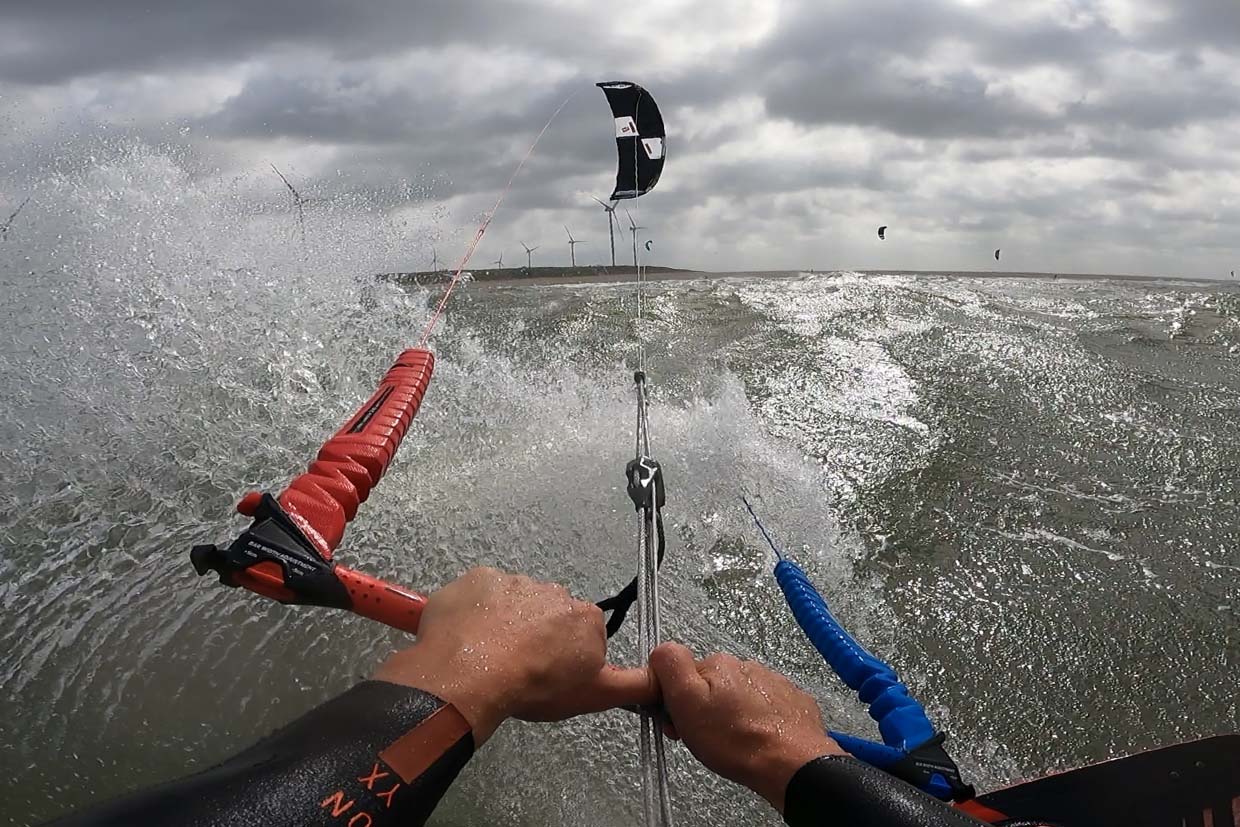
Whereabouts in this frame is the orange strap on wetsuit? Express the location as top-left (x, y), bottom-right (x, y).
top-left (44, 681), bottom-right (473, 827)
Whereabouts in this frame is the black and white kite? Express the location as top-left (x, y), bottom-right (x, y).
top-left (597, 81), bottom-right (666, 200)
top-left (878, 226), bottom-right (887, 240)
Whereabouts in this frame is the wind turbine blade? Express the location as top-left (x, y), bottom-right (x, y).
top-left (3, 194), bottom-right (31, 228)
top-left (270, 164), bottom-right (298, 198)
top-left (625, 209), bottom-right (636, 229)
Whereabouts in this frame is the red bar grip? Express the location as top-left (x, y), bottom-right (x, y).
top-left (336, 565), bottom-right (427, 634)
top-left (231, 559), bottom-right (425, 633)
top-left (275, 349), bottom-right (435, 559)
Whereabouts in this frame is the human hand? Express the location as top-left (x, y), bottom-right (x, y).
top-left (374, 567), bottom-right (656, 744)
top-left (649, 642), bottom-right (844, 812)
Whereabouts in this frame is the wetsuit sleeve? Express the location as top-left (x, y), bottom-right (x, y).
top-left (46, 680), bottom-right (474, 827)
top-left (783, 755), bottom-right (988, 827)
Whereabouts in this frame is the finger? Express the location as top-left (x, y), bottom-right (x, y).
top-left (649, 642), bottom-right (710, 712)
top-left (464, 565), bottom-right (501, 582)
top-left (698, 652), bottom-right (740, 690)
top-left (572, 664), bottom-right (659, 714)
top-left (580, 600), bottom-right (607, 627)
top-left (586, 603), bottom-right (609, 645)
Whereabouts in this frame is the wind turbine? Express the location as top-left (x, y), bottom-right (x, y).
top-left (565, 226), bottom-right (585, 268)
top-left (0, 194), bottom-right (31, 240)
top-left (431, 246), bottom-right (439, 273)
top-left (592, 196), bottom-right (619, 267)
top-left (493, 251), bottom-right (504, 269)
top-left (520, 241), bottom-right (540, 269)
top-left (625, 209), bottom-right (646, 269)
top-left (270, 164), bottom-right (312, 245)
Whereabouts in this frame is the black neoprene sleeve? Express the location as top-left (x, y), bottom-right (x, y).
top-left (45, 680), bottom-right (474, 827)
top-left (784, 755), bottom-right (989, 827)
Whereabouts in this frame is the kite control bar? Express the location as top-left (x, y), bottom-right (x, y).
top-left (743, 497), bottom-right (974, 802)
top-left (774, 558), bottom-right (973, 801)
top-left (191, 348), bottom-right (435, 634)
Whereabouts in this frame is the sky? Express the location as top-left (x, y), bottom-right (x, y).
top-left (1, 0), bottom-right (1238, 277)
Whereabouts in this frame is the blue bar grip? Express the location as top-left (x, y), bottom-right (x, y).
top-left (828, 731), bottom-right (907, 768)
top-left (774, 559), bottom-right (936, 751)
top-left (828, 731), bottom-right (957, 800)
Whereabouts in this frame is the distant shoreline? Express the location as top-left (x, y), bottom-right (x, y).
top-left (379, 266), bottom-right (1234, 289)
top-left (380, 265), bottom-right (700, 287)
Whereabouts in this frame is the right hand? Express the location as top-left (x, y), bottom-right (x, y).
top-left (649, 642), bottom-right (844, 812)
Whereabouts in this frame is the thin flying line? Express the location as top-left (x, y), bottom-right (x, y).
top-left (418, 91), bottom-right (579, 347)
top-left (741, 495), bottom-right (785, 561)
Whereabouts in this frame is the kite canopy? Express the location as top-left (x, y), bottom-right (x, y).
top-left (995, 248), bottom-right (1002, 261)
top-left (597, 81), bottom-right (666, 200)
top-left (878, 225), bottom-right (887, 240)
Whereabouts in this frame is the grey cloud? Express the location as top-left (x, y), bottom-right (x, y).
top-left (763, 57), bottom-right (1053, 139)
top-left (1144, 0), bottom-right (1240, 50)
top-left (1, 0), bottom-right (1238, 277)
top-left (0, 0), bottom-right (598, 85)
top-left (1067, 83), bottom-right (1240, 132)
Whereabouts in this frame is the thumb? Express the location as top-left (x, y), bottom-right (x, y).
top-left (649, 641), bottom-right (709, 713)
top-left (575, 664), bottom-right (659, 714)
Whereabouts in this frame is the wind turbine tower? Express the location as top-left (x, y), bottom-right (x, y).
top-left (592, 196), bottom-right (619, 267)
top-left (625, 209), bottom-right (646, 270)
top-left (565, 226), bottom-right (585, 268)
top-left (520, 241), bottom-right (540, 269)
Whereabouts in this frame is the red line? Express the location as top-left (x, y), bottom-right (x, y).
top-left (417, 92), bottom-right (578, 347)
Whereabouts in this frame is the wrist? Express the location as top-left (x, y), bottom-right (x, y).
top-left (751, 735), bottom-right (846, 813)
top-left (373, 641), bottom-right (510, 745)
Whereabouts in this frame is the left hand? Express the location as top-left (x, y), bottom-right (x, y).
top-left (374, 567), bottom-right (656, 744)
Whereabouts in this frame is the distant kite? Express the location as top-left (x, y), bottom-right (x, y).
top-left (878, 226), bottom-right (887, 240)
top-left (995, 249), bottom-right (1001, 261)
top-left (644, 239), bottom-right (653, 251)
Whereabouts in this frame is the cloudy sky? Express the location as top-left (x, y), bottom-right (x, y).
top-left (2, 0), bottom-right (1238, 277)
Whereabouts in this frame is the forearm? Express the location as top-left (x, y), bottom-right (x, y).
top-left (46, 681), bottom-right (474, 827)
top-left (783, 756), bottom-right (987, 827)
